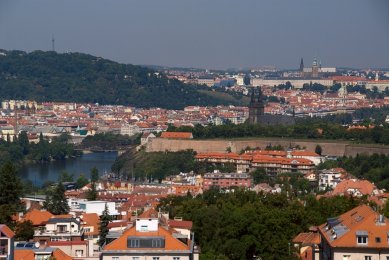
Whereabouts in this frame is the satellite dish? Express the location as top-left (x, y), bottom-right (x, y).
top-left (35, 242), bottom-right (40, 248)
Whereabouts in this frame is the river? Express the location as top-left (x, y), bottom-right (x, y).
top-left (18, 152), bottom-right (118, 187)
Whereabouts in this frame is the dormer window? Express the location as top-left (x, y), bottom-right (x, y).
top-left (356, 231), bottom-right (368, 245)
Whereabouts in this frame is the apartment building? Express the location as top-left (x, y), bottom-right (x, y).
top-left (319, 205), bottom-right (389, 260)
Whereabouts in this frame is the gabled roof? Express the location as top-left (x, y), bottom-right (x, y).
top-left (139, 208), bottom-right (159, 219)
top-left (160, 132), bottom-right (193, 139)
top-left (332, 179), bottom-right (377, 196)
top-left (104, 225), bottom-right (191, 252)
top-left (23, 209), bottom-right (53, 226)
top-left (14, 249), bottom-right (34, 260)
top-left (81, 213), bottom-right (100, 236)
top-left (319, 204), bottom-right (389, 248)
top-left (0, 224), bottom-right (15, 238)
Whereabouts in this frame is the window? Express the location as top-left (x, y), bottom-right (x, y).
top-left (376, 237), bottom-right (381, 243)
top-left (342, 256), bottom-right (350, 260)
top-left (112, 257), bottom-right (119, 260)
top-left (173, 258), bottom-right (180, 260)
top-left (357, 236), bottom-right (368, 244)
top-left (75, 250), bottom-right (83, 257)
top-left (365, 256), bottom-right (372, 260)
top-left (152, 258), bottom-right (160, 260)
top-left (132, 258), bottom-right (140, 260)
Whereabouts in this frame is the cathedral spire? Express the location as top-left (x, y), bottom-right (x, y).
top-left (300, 58), bottom-right (304, 71)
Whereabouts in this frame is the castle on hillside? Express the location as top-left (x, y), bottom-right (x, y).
top-left (248, 88), bottom-right (295, 126)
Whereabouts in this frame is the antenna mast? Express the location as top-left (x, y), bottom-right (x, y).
top-left (52, 34), bottom-right (55, 52)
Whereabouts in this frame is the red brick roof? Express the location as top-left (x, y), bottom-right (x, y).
top-left (22, 209), bottom-right (53, 226)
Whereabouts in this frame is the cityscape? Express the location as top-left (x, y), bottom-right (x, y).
top-left (1, 1), bottom-right (389, 260)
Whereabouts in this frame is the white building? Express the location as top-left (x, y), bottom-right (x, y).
top-left (318, 169), bottom-right (344, 191)
top-left (78, 201), bottom-right (119, 217)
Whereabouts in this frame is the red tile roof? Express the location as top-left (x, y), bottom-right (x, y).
top-left (104, 225), bottom-right (191, 251)
top-left (22, 209), bottom-right (53, 226)
top-left (169, 220), bottom-right (193, 230)
top-left (0, 224), bottom-right (15, 238)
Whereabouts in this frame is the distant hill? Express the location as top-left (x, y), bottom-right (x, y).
top-left (0, 50), bottom-right (244, 109)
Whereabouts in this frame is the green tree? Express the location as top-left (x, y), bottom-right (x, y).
top-left (90, 167), bottom-right (99, 182)
top-left (43, 182), bottom-right (70, 215)
top-left (0, 162), bottom-right (23, 226)
top-left (59, 171), bottom-right (74, 182)
top-left (76, 174), bottom-right (89, 189)
top-left (18, 131), bottom-right (30, 155)
top-left (99, 203), bottom-right (112, 247)
top-left (315, 144), bottom-right (322, 155)
top-left (15, 220), bottom-right (34, 241)
top-left (86, 182), bottom-right (98, 201)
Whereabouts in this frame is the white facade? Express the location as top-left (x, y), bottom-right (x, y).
top-left (135, 218), bottom-right (159, 232)
top-left (251, 78), bottom-right (334, 88)
top-left (78, 201), bottom-right (118, 216)
top-left (319, 171), bottom-right (342, 191)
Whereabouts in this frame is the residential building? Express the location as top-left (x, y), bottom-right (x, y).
top-left (202, 170), bottom-right (252, 190)
top-left (100, 209), bottom-right (199, 260)
top-left (318, 168), bottom-right (346, 191)
top-left (319, 205), bottom-right (389, 260)
top-left (33, 217), bottom-right (84, 244)
top-left (14, 246), bottom-right (72, 260)
top-left (0, 224), bottom-right (14, 260)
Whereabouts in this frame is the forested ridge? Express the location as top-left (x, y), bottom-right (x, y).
top-left (0, 50), bottom-right (243, 109)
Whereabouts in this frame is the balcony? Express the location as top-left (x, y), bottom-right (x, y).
top-left (34, 228), bottom-right (84, 237)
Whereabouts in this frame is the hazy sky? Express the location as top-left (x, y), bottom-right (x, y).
top-left (0, 0), bottom-right (388, 69)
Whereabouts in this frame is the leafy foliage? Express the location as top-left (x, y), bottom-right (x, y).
top-left (0, 162), bottom-right (23, 226)
top-left (14, 220), bottom-right (34, 241)
top-left (0, 50), bottom-right (244, 109)
top-left (43, 182), bottom-right (70, 215)
top-left (318, 153), bottom-right (389, 190)
top-left (158, 190), bottom-right (361, 260)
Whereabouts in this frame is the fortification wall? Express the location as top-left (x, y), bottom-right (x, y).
top-left (146, 138), bottom-right (389, 157)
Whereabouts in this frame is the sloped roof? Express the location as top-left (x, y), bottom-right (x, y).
top-left (0, 224), bottom-right (15, 238)
top-left (169, 220), bottom-right (193, 230)
top-left (14, 249), bottom-right (34, 260)
top-left (81, 213), bottom-right (100, 236)
top-left (332, 179), bottom-right (377, 196)
top-left (319, 204), bottom-right (389, 248)
top-left (104, 225), bottom-right (191, 251)
top-left (23, 209), bottom-right (53, 226)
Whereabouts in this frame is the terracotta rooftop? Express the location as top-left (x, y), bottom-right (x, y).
top-left (319, 204), bottom-right (389, 248)
top-left (0, 224), bottom-right (15, 238)
top-left (22, 209), bottom-right (53, 226)
top-left (104, 225), bottom-right (191, 251)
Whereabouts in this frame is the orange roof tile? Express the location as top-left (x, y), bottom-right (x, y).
top-left (81, 213), bottom-right (100, 236)
top-left (104, 225), bottom-right (191, 251)
top-left (319, 205), bottom-right (389, 248)
top-left (0, 224), bottom-right (15, 238)
top-left (14, 250), bottom-right (34, 260)
top-left (22, 209), bottom-right (53, 226)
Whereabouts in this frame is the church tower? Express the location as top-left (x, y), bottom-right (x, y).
top-left (248, 87), bottom-right (265, 124)
top-left (312, 58), bottom-right (319, 78)
top-left (300, 58), bottom-right (304, 72)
